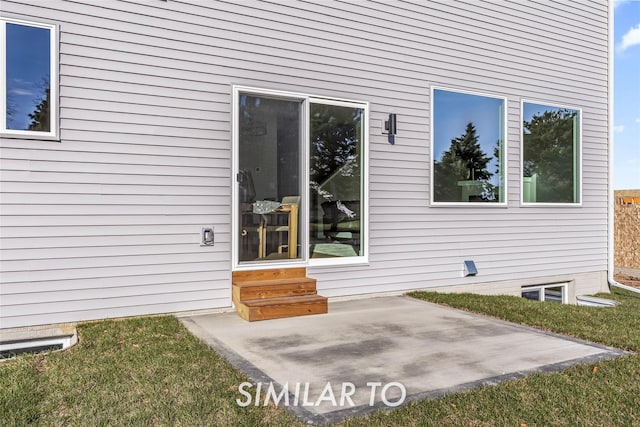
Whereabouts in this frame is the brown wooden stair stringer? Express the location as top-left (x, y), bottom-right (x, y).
top-left (232, 268), bottom-right (328, 321)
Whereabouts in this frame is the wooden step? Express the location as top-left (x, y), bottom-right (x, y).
top-left (236, 295), bottom-right (328, 322)
top-left (231, 268), bottom-right (328, 321)
top-left (233, 277), bottom-right (317, 301)
top-left (232, 267), bottom-right (307, 282)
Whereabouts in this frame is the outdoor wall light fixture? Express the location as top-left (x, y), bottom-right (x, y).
top-left (463, 260), bottom-right (478, 277)
top-left (384, 113), bottom-right (397, 145)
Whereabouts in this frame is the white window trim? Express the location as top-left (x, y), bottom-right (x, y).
top-left (520, 98), bottom-right (583, 207)
top-left (1, 17), bottom-right (59, 140)
top-left (231, 85), bottom-right (369, 271)
top-left (430, 85), bottom-right (508, 207)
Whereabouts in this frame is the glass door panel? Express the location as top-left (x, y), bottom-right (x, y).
top-left (309, 103), bottom-right (364, 259)
top-left (237, 94), bottom-right (303, 263)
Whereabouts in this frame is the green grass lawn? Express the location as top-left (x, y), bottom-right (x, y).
top-left (1, 288), bottom-right (639, 426)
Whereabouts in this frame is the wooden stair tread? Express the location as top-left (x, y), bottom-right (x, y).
top-left (242, 294), bottom-right (327, 307)
top-left (233, 277), bottom-right (316, 288)
top-left (232, 267), bottom-right (307, 282)
top-left (232, 277), bottom-right (317, 301)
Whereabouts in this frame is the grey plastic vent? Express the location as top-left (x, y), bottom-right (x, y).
top-left (463, 260), bottom-right (478, 277)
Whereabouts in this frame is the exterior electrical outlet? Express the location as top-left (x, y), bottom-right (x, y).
top-left (201, 228), bottom-right (214, 246)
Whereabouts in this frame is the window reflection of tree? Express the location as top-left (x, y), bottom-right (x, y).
top-left (434, 122), bottom-right (498, 202)
top-left (6, 93), bottom-right (17, 127)
top-left (309, 105), bottom-right (361, 203)
top-left (28, 78), bottom-right (50, 132)
top-left (309, 104), bottom-right (362, 253)
top-left (523, 109), bottom-right (578, 203)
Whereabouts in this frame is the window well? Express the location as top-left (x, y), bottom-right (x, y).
top-left (0, 326), bottom-right (77, 359)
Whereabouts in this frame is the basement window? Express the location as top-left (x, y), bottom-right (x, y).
top-left (521, 283), bottom-right (567, 304)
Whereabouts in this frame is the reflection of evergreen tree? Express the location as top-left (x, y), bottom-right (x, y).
top-left (6, 94), bottom-right (16, 125)
top-left (434, 122), bottom-right (493, 201)
top-left (523, 109), bottom-right (577, 202)
top-left (28, 84), bottom-right (50, 132)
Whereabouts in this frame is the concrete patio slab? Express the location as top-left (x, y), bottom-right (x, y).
top-left (180, 296), bottom-right (626, 425)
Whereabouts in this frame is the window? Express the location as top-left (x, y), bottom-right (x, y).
top-left (522, 102), bottom-right (581, 204)
top-left (431, 88), bottom-right (506, 204)
top-left (521, 284), bottom-right (567, 304)
top-left (1, 18), bottom-right (58, 139)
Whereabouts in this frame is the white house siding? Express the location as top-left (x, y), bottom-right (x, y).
top-left (0, 0), bottom-right (609, 328)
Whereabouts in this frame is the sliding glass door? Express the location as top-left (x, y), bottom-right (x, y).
top-left (234, 88), bottom-right (367, 267)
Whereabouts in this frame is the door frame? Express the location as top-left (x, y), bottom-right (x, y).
top-left (231, 85), bottom-right (369, 271)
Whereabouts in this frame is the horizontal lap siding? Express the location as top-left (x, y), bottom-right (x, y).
top-left (0, 0), bottom-right (608, 327)
top-left (309, 0), bottom-right (609, 295)
top-left (0, 0), bottom-right (240, 328)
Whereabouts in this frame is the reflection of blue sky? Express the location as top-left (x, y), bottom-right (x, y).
top-left (5, 23), bottom-right (50, 130)
top-left (433, 89), bottom-right (504, 185)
